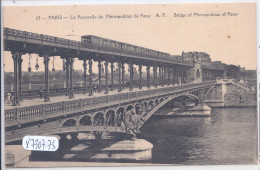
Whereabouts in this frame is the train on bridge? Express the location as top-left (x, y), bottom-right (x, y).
top-left (81, 35), bottom-right (170, 60)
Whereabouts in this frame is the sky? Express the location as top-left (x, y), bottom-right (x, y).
top-left (3, 3), bottom-right (257, 73)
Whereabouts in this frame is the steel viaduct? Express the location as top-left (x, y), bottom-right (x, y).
top-left (4, 28), bottom-right (228, 143)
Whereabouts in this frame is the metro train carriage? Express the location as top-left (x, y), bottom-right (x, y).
top-left (133, 45), bottom-right (140, 53)
top-left (127, 44), bottom-right (133, 51)
top-left (82, 35), bottom-right (122, 51)
top-left (140, 47), bottom-right (145, 54)
top-left (81, 35), bottom-right (170, 59)
top-left (149, 49), bottom-right (159, 57)
top-left (139, 47), bottom-right (149, 55)
top-left (81, 35), bottom-right (100, 45)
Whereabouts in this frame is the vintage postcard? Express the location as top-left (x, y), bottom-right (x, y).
top-left (2, 2), bottom-right (258, 169)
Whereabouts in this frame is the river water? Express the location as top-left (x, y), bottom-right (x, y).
top-left (140, 107), bottom-right (258, 165)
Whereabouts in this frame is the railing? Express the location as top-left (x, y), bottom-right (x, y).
top-left (201, 63), bottom-right (224, 71)
top-left (4, 27), bottom-right (193, 66)
top-left (4, 81), bottom-right (217, 123)
top-left (4, 80), bottom-right (149, 99)
top-left (4, 87), bottom-right (87, 99)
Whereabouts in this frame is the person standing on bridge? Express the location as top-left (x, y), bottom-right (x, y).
top-left (39, 87), bottom-right (43, 99)
top-left (6, 91), bottom-right (11, 104)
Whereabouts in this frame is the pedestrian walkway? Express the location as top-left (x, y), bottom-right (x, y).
top-left (4, 85), bottom-right (175, 110)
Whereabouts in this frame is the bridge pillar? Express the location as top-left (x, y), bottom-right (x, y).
top-left (171, 67), bottom-right (174, 85)
top-left (163, 67), bottom-right (166, 86)
top-left (206, 70), bottom-right (209, 81)
top-left (187, 68), bottom-right (191, 84)
top-left (146, 66), bottom-right (150, 88)
top-left (175, 66), bottom-right (180, 85)
top-left (205, 69), bottom-right (208, 81)
top-left (206, 70), bottom-right (209, 80)
top-left (18, 54), bottom-right (23, 101)
top-left (172, 66), bottom-right (175, 85)
top-left (43, 54), bottom-right (50, 102)
top-left (161, 67), bottom-right (164, 86)
top-left (153, 65), bottom-right (157, 87)
top-left (164, 67), bottom-right (167, 86)
top-left (122, 63), bottom-right (125, 90)
top-left (83, 58), bottom-right (87, 94)
top-left (11, 51), bottom-right (20, 106)
top-left (167, 67), bottom-right (170, 86)
top-left (139, 64), bottom-right (142, 89)
top-left (110, 62), bottom-right (114, 91)
top-left (118, 61), bottom-right (122, 92)
top-left (69, 58), bottom-right (74, 99)
top-left (203, 69), bottom-right (206, 81)
top-left (98, 61), bottom-right (102, 93)
top-left (181, 67), bottom-right (184, 84)
top-left (104, 60), bottom-right (109, 94)
top-left (65, 58), bottom-right (70, 96)
top-left (89, 59), bottom-right (93, 96)
top-left (129, 63), bottom-right (133, 91)
top-left (158, 66), bottom-right (161, 86)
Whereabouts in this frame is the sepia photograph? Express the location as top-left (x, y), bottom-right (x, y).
top-left (2, 2), bottom-right (258, 169)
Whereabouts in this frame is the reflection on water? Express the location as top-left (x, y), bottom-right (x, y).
top-left (141, 107), bottom-right (258, 165)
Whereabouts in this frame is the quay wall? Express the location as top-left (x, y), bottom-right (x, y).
top-left (224, 84), bottom-right (257, 107)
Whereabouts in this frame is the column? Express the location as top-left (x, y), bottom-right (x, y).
top-left (89, 59), bottom-right (93, 96)
top-left (104, 60), bottom-right (109, 94)
top-left (65, 58), bottom-right (70, 96)
top-left (158, 66), bottom-right (161, 86)
top-left (204, 70), bottom-right (207, 81)
top-left (18, 54), bottom-right (23, 101)
top-left (167, 67), bottom-right (170, 86)
top-left (161, 67), bottom-right (163, 86)
top-left (146, 66), bottom-right (150, 88)
top-left (181, 67), bottom-right (184, 84)
top-left (139, 64), bottom-right (142, 89)
top-left (118, 61), bottom-right (122, 92)
top-left (172, 67), bottom-right (175, 85)
top-left (155, 66), bottom-right (158, 87)
top-left (69, 58), bottom-right (74, 99)
top-left (110, 62), bottom-right (114, 91)
top-left (161, 67), bottom-right (165, 87)
top-left (187, 68), bottom-right (191, 84)
top-left (98, 61), bottom-right (102, 92)
top-left (83, 58), bottom-right (87, 94)
top-left (164, 67), bottom-right (167, 86)
top-left (129, 63), bottom-right (133, 91)
top-left (122, 63), bottom-right (125, 89)
top-left (43, 54), bottom-right (50, 102)
top-left (176, 66), bottom-right (180, 85)
top-left (162, 67), bottom-right (165, 86)
top-left (11, 51), bottom-right (19, 106)
top-left (153, 66), bottom-right (156, 87)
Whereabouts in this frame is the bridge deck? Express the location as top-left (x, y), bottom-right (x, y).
top-left (4, 85), bottom-right (167, 110)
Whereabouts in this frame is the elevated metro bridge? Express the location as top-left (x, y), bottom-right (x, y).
top-left (5, 81), bottom-right (219, 143)
top-left (3, 27), bottom-right (227, 143)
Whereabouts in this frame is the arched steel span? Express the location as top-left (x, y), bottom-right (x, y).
top-left (5, 81), bottom-right (219, 143)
